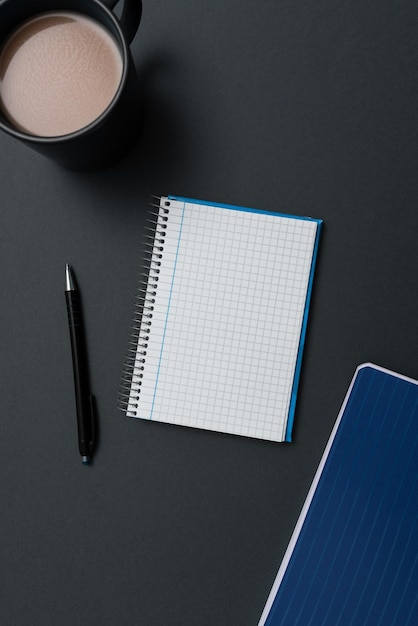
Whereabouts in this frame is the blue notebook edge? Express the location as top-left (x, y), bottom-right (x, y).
top-left (167, 196), bottom-right (323, 443)
top-left (257, 362), bottom-right (418, 625)
top-left (285, 220), bottom-right (322, 441)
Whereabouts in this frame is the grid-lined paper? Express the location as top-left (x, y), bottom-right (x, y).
top-left (127, 197), bottom-right (321, 442)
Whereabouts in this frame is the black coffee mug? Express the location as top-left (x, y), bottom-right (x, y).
top-left (0, 0), bottom-right (142, 170)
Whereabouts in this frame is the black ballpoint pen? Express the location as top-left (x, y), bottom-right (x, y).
top-left (65, 264), bottom-right (95, 465)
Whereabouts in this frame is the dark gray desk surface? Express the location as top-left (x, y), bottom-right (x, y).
top-left (1, 2), bottom-right (417, 625)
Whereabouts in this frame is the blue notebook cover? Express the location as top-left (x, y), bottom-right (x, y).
top-left (258, 363), bottom-right (418, 625)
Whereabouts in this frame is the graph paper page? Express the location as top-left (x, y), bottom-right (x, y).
top-left (127, 197), bottom-right (320, 442)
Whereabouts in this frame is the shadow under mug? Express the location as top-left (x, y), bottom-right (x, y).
top-left (0, 0), bottom-right (142, 171)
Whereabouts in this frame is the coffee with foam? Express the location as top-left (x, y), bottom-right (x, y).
top-left (0, 11), bottom-right (123, 137)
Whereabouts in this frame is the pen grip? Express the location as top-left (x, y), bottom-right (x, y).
top-left (65, 290), bottom-right (94, 457)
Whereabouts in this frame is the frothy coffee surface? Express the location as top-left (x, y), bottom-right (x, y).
top-left (0, 12), bottom-right (123, 137)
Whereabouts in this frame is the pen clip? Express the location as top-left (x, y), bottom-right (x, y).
top-left (88, 394), bottom-right (96, 454)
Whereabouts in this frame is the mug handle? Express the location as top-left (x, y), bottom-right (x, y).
top-left (101, 0), bottom-right (142, 44)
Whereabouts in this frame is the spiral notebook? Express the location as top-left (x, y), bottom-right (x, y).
top-left (118, 196), bottom-right (322, 442)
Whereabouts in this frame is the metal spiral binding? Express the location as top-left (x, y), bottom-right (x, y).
top-left (117, 197), bottom-right (171, 414)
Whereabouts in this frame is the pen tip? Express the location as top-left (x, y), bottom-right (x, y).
top-left (81, 456), bottom-right (90, 465)
top-left (65, 264), bottom-right (75, 291)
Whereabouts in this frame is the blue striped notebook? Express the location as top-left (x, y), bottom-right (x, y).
top-left (259, 363), bottom-right (418, 625)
